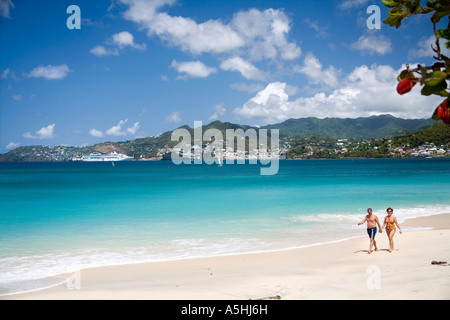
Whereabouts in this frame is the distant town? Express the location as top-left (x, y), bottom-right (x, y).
top-left (2, 136), bottom-right (448, 163)
top-left (1, 116), bottom-right (449, 162)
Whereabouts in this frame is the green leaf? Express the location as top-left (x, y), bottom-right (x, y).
top-left (422, 81), bottom-right (448, 96)
top-left (446, 41), bottom-right (450, 49)
top-left (426, 0), bottom-right (436, 9)
top-left (425, 71), bottom-right (447, 86)
top-left (388, 5), bottom-right (405, 15)
top-left (431, 9), bottom-right (450, 23)
top-left (416, 7), bottom-right (434, 14)
top-left (382, 0), bottom-right (400, 8)
top-left (383, 15), bottom-right (405, 28)
top-left (397, 69), bottom-right (416, 81)
top-left (436, 28), bottom-right (450, 40)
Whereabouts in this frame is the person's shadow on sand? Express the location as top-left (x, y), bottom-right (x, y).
top-left (354, 249), bottom-right (395, 253)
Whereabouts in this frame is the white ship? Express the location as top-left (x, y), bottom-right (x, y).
top-left (81, 151), bottom-right (133, 162)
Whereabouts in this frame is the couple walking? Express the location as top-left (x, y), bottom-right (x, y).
top-left (358, 208), bottom-right (402, 254)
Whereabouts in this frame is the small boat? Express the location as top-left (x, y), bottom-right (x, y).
top-left (217, 153), bottom-right (223, 167)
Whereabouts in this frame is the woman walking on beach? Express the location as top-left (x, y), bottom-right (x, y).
top-left (382, 208), bottom-right (402, 252)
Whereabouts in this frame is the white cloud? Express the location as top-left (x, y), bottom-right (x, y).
top-left (112, 31), bottom-right (146, 50)
top-left (120, 1), bottom-right (300, 61)
top-left (127, 121), bottom-right (140, 134)
top-left (220, 57), bottom-right (267, 81)
top-left (295, 52), bottom-right (341, 88)
top-left (165, 111), bottom-right (181, 123)
top-left (234, 82), bottom-right (290, 123)
top-left (408, 35), bottom-right (450, 59)
top-left (350, 34), bottom-right (392, 56)
top-left (90, 45), bottom-right (119, 57)
top-left (209, 103), bottom-right (226, 121)
top-left (28, 64), bottom-right (70, 80)
top-left (171, 60), bottom-right (217, 79)
top-left (230, 8), bottom-right (301, 61)
top-left (0, 0), bottom-right (14, 18)
top-left (106, 119), bottom-right (129, 136)
top-left (6, 142), bottom-right (20, 149)
top-left (23, 124), bottom-right (56, 139)
top-left (89, 120), bottom-right (140, 138)
top-left (130, 11), bottom-right (243, 55)
top-left (234, 64), bottom-right (443, 124)
top-left (89, 128), bottom-right (105, 138)
top-left (90, 31), bottom-right (145, 57)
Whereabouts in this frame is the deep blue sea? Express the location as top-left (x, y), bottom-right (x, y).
top-left (1, 158), bottom-right (450, 295)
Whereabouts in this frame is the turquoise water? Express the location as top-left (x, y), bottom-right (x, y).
top-left (1, 158), bottom-right (450, 295)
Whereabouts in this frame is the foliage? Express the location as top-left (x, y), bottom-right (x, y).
top-left (382, 0), bottom-right (450, 123)
top-left (390, 121), bottom-right (450, 147)
top-left (262, 115), bottom-right (435, 140)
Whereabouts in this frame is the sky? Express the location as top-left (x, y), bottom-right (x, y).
top-left (0, 0), bottom-right (449, 151)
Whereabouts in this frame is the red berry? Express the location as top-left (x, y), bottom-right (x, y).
top-left (437, 101), bottom-right (450, 125)
top-left (397, 78), bottom-right (417, 95)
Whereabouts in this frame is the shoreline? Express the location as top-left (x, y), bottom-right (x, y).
top-left (3, 212), bottom-right (450, 300)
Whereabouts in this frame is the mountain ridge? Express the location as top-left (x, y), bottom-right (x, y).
top-left (261, 114), bottom-right (436, 140)
top-left (0, 115), bottom-right (440, 162)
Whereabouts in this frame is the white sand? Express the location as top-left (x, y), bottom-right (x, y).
top-left (4, 213), bottom-right (450, 300)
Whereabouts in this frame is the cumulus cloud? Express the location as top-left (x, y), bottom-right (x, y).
top-left (23, 124), bottom-right (56, 139)
top-left (350, 34), bottom-right (392, 55)
top-left (127, 121), bottom-right (140, 135)
top-left (112, 31), bottom-right (146, 50)
top-left (89, 128), bottom-right (105, 138)
top-left (295, 52), bottom-right (341, 88)
top-left (171, 60), bottom-right (217, 79)
top-left (234, 64), bottom-right (443, 124)
top-left (90, 31), bottom-right (145, 57)
top-left (28, 64), bottom-right (70, 80)
top-left (90, 45), bottom-right (119, 57)
top-left (122, 0), bottom-right (243, 55)
top-left (165, 111), bottom-right (181, 123)
top-left (6, 142), bottom-right (20, 149)
top-left (220, 57), bottom-right (267, 81)
top-left (119, 0), bottom-right (300, 61)
top-left (106, 119), bottom-right (130, 136)
top-left (230, 8), bottom-right (301, 61)
top-left (90, 120), bottom-right (140, 138)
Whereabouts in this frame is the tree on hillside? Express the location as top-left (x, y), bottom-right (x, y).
top-left (382, 0), bottom-right (450, 124)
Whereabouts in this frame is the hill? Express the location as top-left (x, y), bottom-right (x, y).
top-left (390, 121), bottom-right (450, 148)
top-left (262, 115), bottom-right (436, 140)
top-left (0, 115), bottom-right (443, 162)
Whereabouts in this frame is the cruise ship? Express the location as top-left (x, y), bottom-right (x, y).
top-left (81, 151), bottom-right (134, 162)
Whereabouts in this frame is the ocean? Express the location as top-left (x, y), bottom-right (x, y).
top-left (1, 158), bottom-right (450, 296)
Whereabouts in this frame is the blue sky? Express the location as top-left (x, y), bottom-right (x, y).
top-left (0, 0), bottom-right (448, 150)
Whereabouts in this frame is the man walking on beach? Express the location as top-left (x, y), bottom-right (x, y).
top-left (358, 208), bottom-right (382, 254)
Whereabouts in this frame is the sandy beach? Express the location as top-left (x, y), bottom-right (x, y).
top-left (4, 213), bottom-right (450, 300)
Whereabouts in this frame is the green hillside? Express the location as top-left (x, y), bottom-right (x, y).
top-left (0, 115), bottom-right (444, 162)
top-left (262, 115), bottom-right (436, 140)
